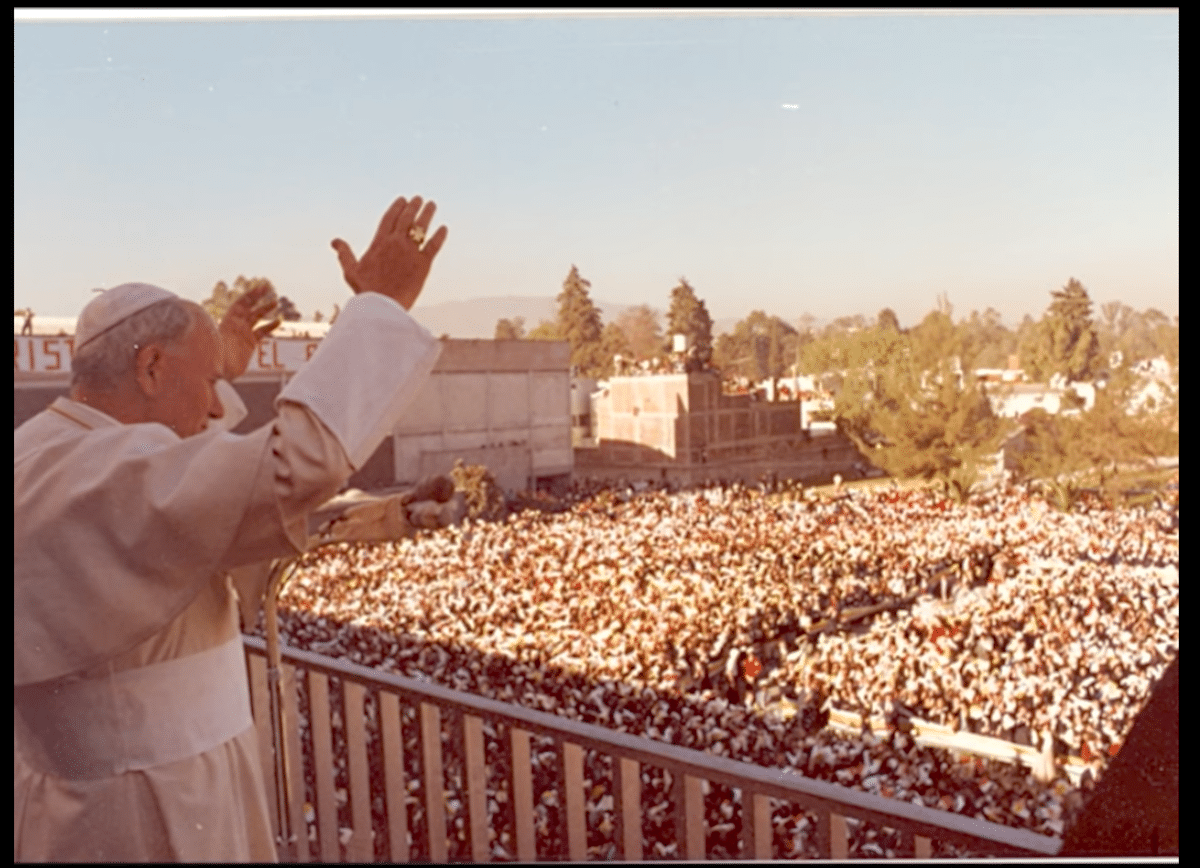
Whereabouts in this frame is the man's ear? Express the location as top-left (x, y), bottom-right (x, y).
top-left (133, 342), bottom-right (168, 397)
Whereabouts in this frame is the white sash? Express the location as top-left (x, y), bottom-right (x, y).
top-left (14, 635), bottom-right (253, 780)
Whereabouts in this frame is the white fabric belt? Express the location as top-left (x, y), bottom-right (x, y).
top-left (14, 635), bottom-right (254, 780)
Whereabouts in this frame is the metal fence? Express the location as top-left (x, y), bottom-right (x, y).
top-left (242, 635), bottom-right (1062, 862)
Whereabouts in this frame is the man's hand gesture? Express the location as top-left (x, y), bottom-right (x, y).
top-left (219, 283), bottom-right (281, 381)
top-left (330, 196), bottom-right (448, 311)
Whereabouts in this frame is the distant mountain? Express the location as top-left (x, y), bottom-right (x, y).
top-left (410, 296), bottom-right (661, 339)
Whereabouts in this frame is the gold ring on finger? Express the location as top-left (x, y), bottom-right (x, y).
top-left (408, 225), bottom-right (426, 245)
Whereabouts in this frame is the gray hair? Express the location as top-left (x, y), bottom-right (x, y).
top-left (71, 298), bottom-right (197, 392)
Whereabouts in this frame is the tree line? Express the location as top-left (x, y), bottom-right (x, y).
top-left (499, 269), bottom-right (1176, 505)
top-left (495, 265), bottom-right (715, 377)
top-left (198, 269), bottom-right (1176, 507)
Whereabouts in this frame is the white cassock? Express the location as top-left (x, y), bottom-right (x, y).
top-left (13, 292), bottom-right (441, 862)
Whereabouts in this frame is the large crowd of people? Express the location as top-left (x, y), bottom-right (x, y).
top-left (262, 479), bottom-right (1178, 859)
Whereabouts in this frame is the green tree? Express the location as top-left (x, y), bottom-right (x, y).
top-left (202, 275), bottom-right (280, 323)
top-left (835, 344), bottom-right (1011, 502)
top-left (1008, 362), bottom-right (1177, 510)
top-left (1023, 278), bottom-right (1100, 383)
top-left (276, 296), bottom-right (302, 322)
top-left (956, 308), bottom-right (1015, 371)
top-left (909, 296), bottom-right (957, 372)
top-left (712, 311), bottom-right (797, 383)
top-left (494, 316), bottom-right (526, 340)
top-left (665, 278), bottom-right (713, 367)
top-left (614, 304), bottom-right (663, 362)
top-left (876, 307), bottom-right (901, 333)
top-left (555, 265), bottom-right (606, 376)
top-left (598, 321), bottom-right (633, 376)
top-left (526, 319), bottom-right (562, 341)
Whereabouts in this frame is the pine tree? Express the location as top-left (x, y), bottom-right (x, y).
top-left (665, 278), bottom-right (713, 368)
top-left (555, 265), bottom-right (606, 376)
top-left (1024, 278), bottom-right (1100, 383)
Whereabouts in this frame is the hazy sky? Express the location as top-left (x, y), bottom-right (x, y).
top-left (15, 10), bottom-right (1178, 330)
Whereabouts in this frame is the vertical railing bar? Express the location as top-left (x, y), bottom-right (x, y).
top-left (343, 680), bottom-right (373, 862)
top-left (829, 811), bottom-right (849, 860)
top-left (745, 790), bottom-right (772, 860)
top-left (914, 832), bottom-right (933, 859)
top-left (248, 653), bottom-right (279, 843)
top-left (551, 735), bottom-right (569, 861)
top-left (379, 691), bottom-right (410, 863)
top-left (613, 755), bottom-right (642, 862)
top-left (510, 727), bottom-right (537, 862)
top-left (683, 774), bottom-right (705, 860)
top-left (669, 766), bottom-right (684, 860)
top-left (420, 702), bottom-right (448, 863)
top-left (307, 671), bottom-right (340, 864)
top-left (495, 722), bottom-right (519, 861)
top-left (282, 663), bottom-right (310, 863)
top-left (562, 741), bottom-right (587, 862)
top-left (463, 713), bottom-right (491, 863)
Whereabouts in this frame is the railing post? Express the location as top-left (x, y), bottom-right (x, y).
top-left (740, 788), bottom-right (771, 859)
top-left (914, 833), bottom-right (933, 858)
top-left (462, 713), bottom-right (491, 863)
top-left (683, 775), bottom-right (706, 860)
top-left (816, 810), bottom-right (848, 859)
top-left (379, 692), bottom-right (410, 862)
top-left (563, 741), bottom-right (587, 861)
top-left (247, 653), bottom-right (279, 846)
top-left (613, 756), bottom-right (642, 861)
top-left (420, 702), bottom-right (448, 862)
top-left (281, 664), bottom-right (309, 862)
top-left (307, 671), bottom-right (340, 863)
top-left (510, 727), bottom-right (537, 861)
top-left (343, 681), bottom-right (373, 862)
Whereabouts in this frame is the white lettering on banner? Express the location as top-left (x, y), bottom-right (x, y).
top-left (14, 336), bottom-right (322, 375)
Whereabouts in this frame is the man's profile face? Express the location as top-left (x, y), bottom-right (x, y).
top-left (152, 311), bottom-right (225, 438)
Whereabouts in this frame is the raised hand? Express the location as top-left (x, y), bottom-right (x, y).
top-left (330, 195), bottom-right (448, 311)
top-left (218, 282), bottom-right (281, 381)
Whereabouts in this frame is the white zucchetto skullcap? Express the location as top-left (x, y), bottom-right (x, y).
top-left (75, 283), bottom-right (180, 350)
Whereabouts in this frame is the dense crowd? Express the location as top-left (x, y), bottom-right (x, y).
top-left (264, 480), bottom-right (1178, 859)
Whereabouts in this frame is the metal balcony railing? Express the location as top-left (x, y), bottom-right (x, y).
top-left (242, 635), bottom-right (1062, 862)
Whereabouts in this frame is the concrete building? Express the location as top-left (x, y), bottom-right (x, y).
top-left (579, 371), bottom-right (871, 486)
top-left (14, 332), bottom-right (572, 494)
top-left (389, 339), bottom-right (572, 493)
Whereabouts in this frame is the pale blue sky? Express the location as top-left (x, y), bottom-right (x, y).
top-left (15, 10), bottom-right (1178, 330)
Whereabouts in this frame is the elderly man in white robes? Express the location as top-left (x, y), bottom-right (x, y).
top-left (14, 195), bottom-right (448, 862)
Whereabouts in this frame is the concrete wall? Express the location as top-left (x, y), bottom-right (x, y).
top-left (391, 340), bottom-right (572, 492)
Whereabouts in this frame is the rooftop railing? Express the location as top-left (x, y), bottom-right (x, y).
top-left (242, 635), bottom-right (1062, 862)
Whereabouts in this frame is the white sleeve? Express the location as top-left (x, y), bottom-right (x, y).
top-left (278, 292), bottom-right (442, 469)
